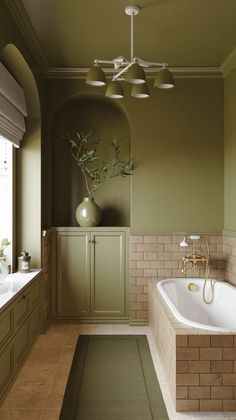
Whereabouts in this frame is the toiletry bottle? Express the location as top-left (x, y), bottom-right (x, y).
top-left (18, 251), bottom-right (31, 273)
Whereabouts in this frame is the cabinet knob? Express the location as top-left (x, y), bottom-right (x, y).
top-left (88, 239), bottom-right (91, 243)
top-left (91, 240), bottom-right (96, 244)
top-left (22, 294), bottom-right (27, 300)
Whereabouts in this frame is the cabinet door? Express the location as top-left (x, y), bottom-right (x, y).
top-left (0, 345), bottom-right (13, 399)
top-left (14, 321), bottom-right (29, 369)
top-left (29, 304), bottom-right (41, 343)
top-left (57, 232), bottom-right (90, 316)
top-left (91, 231), bottom-right (126, 317)
top-left (14, 290), bottom-right (30, 329)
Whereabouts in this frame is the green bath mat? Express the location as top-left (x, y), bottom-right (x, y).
top-left (59, 335), bottom-right (169, 420)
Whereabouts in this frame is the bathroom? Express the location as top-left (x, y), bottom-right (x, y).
top-left (0, 0), bottom-right (236, 418)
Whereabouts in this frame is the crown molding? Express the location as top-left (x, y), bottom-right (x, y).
top-left (221, 48), bottom-right (236, 78)
top-left (4, 0), bottom-right (223, 80)
top-left (4, 0), bottom-right (49, 74)
top-left (47, 66), bottom-right (223, 79)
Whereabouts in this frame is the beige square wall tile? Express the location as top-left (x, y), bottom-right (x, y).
top-left (176, 335), bottom-right (188, 347)
top-left (211, 335), bottom-right (234, 347)
top-left (223, 373), bottom-right (236, 385)
top-left (211, 360), bottom-right (234, 373)
top-left (189, 386), bottom-right (210, 399)
top-left (189, 335), bottom-right (210, 347)
top-left (176, 373), bottom-right (199, 386)
top-left (200, 399), bottom-right (222, 411)
top-left (223, 399), bottom-right (236, 410)
top-left (200, 373), bottom-right (223, 386)
top-left (211, 386), bottom-right (234, 399)
top-left (223, 348), bottom-right (236, 360)
top-left (176, 361), bottom-right (189, 373)
top-left (176, 399), bottom-right (199, 412)
top-left (200, 347), bottom-right (222, 360)
top-left (189, 361), bottom-right (210, 373)
top-left (176, 347), bottom-right (199, 360)
top-left (176, 386), bottom-right (188, 399)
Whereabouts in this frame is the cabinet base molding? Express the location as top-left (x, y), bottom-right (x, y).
top-left (50, 316), bottom-right (130, 324)
top-left (129, 319), bottom-right (148, 326)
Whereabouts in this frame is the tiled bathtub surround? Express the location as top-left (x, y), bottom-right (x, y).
top-left (149, 280), bottom-right (236, 412)
top-left (130, 234), bottom-right (225, 322)
top-left (223, 234), bottom-right (236, 287)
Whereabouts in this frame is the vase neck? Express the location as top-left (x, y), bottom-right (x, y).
top-left (84, 197), bottom-right (94, 202)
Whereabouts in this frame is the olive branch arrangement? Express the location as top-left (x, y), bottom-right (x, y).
top-left (0, 238), bottom-right (10, 258)
top-left (63, 130), bottom-right (133, 197)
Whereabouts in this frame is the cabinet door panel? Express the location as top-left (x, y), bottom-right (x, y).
top-left (0, 308), bottom-right (14, 348)
top-left (91, 232), bottom-right (126, 317)
top-left (29, 304), bottom-right (41, 343)
top-left (14, 321), bottom-right (29, 368)
top-left (0, 345), bottom-right (13, 397)
top-left (15, 291), bottom-right (30, 328)
top-left (57, 232), bottom-right (90, 316)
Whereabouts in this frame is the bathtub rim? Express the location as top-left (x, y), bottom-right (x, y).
top-left (157, 278), bottom-right (236, 333)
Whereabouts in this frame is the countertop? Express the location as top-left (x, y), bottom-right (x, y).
top-left (0, 269), bottom-right (42, 313)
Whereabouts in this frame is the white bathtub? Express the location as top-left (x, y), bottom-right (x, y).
top-left (157, 278), bottom-right (236, 332)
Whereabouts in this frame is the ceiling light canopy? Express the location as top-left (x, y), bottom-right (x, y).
top-left (86, 6), bottom-right (174, 98)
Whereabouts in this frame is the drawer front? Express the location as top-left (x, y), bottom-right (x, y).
top-left (0, 308), bottom-right (14, 348)
top-left (0, 345), bottom-right (14, 397)
top-left (14, 321), bottom-right (29, 369)
top-left (29, 304), bottom-right (41, 343)
top-left (15, 291), bottom-right (30, 328)
top-left (29, 276), bottom-right (41, 309)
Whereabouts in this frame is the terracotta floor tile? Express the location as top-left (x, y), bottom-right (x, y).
top-left (0, 409), bottom-right (42, 419)
top-left (13, 362), bottom-right (58, 385)
top-left (27, 347), bottom-right (63, 364)
top-left (1, 383), bottom-right (51, 409)
top-left (58, 345), bottom-right (75, 367)
top-left (39, 408), bottom-right (61, 420)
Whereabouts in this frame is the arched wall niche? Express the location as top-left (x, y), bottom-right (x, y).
top-left (1, 44), bottom-right (41, 268)
top-left (51, 93), bottom-right (131, 227)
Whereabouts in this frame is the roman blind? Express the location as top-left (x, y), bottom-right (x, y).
top-left (0, 62), bottom-right (27, 147)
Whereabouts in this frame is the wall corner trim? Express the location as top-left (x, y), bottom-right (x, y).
top-left (4, 0), bottom-right (49, 74)
top-left (221, 48), bottom-right (236, 78)
top-left (222, 229), bottom-right (236, 237)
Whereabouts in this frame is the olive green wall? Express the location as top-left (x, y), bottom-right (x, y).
top-left (0, 1), bottom-right (43, 268)
top-left (224, 67), bottom-right (236, 234)
top-left (44, 77), bottom-right (224, 233)
top-left (51, 94), bottom-right (131, 227)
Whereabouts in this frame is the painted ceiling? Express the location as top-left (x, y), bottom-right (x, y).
top-left (8, 0), bottom-right (236, 69)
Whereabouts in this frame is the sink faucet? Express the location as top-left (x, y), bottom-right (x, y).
top-left (182, 252), bottom-right (207, 273)
top-left (179, 235), bottom-right (209, 274)
top-left (179, 235), bottom-right (215, 304)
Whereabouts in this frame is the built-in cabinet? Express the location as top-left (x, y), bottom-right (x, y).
top-left (52, 228), bottom-right (129, 322)
top-left (0, 273), bottom-right (42, 404)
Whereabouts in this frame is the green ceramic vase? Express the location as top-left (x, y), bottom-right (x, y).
top-left (75, 197), bottom-right (101, 227)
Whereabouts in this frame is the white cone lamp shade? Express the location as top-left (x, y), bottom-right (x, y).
top-left (126, 63), bottom-right (146, 84)
top-left (179, 237), bottom-right (189, 247)
top-left (106, 81), bottom-right (124, 98)
top-left (86, 65), bottom-right (106, 86)
top-left (154, 68), bottom-right (174, 89)
top-left (131, 83), bottom-right (150, 98)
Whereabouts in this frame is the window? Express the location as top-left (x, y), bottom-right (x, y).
top-left (0, 136), bottom-right (13, 266)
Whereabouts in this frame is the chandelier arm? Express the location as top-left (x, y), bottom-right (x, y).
top-left (95, 59), bottom-right (116, 65)
top-left (113, 62), bottom-right (134, 80)
top-left (137, 58), bottom-right (168, 68)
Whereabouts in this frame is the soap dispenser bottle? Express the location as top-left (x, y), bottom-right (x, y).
top-left (18, 251), bottom-right (31, 273)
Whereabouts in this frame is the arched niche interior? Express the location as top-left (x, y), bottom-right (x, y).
top-left (1, 44), bottom-right (41, 269)
top-left (51, 94), bottom-right (131, 227)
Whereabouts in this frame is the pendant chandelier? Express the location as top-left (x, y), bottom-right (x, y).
top-left (86, 5), bottom-right (174, 99)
